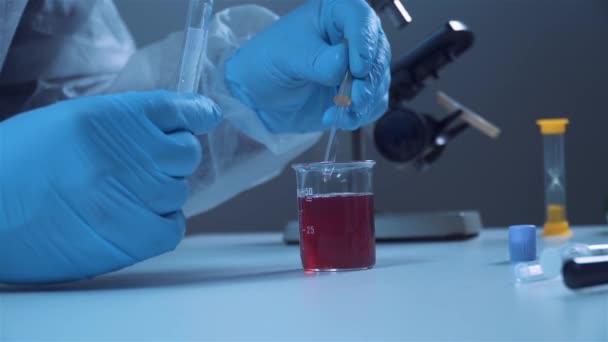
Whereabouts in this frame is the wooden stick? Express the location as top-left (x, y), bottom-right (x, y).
top-left (436, 91), bottom-right (501, 139)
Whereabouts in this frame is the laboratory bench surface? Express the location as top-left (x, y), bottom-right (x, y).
top-left (1, 227), bottom-right (608, 341)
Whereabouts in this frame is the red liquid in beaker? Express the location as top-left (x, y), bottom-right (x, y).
top-left (298, 193), bottom-right (375, 270)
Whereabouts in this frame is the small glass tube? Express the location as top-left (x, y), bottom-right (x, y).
top-left (514, 243), bottom-right (608, 283)
top-left (177, 0), bottom-right (214, 94)
top-left (176, 0), bottom-right (219, 196)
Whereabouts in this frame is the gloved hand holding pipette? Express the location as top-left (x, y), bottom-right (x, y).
top-left (225, 0), bottom-right (391, 133)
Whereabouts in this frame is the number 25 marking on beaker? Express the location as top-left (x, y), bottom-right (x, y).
top-left (304, 226), bottom-right (315, 235)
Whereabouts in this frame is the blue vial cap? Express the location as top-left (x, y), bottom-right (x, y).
top-left (509, 225), bottom-right (537, 262)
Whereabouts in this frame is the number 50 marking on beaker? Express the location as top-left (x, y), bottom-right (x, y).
top-left (303, 225), bottom-right (315, 235)
top-left (302, 188), bottom-right (313, 196)
top-left (300, 187), bottom-right (314, 201)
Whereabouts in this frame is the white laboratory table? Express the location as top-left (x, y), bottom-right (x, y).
top-left (1, 227), bottom-right (608, 341)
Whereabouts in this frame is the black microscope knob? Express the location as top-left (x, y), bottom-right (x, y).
top-left (373, 108), bottom-right (432, 163)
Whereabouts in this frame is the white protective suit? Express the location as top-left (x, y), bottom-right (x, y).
top-left (0, 0), bottom-right (320, 217)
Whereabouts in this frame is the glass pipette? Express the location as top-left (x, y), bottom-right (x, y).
top-left (323, 70), bottom-right (353, 162)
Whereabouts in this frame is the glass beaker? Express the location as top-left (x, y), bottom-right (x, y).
top-left (292, 161), bottom-right (376, 271)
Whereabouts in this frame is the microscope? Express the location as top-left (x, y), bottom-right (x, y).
top-left (284, 1), bottom-right (500, 243)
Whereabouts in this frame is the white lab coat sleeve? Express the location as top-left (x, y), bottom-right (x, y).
top-left (0, 0), bottom-right (135, 119)
top-left (108, 5), bottom-right (321, 217)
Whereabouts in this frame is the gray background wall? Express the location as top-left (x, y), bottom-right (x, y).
top-left (114, 0), bottom-right (608, 232)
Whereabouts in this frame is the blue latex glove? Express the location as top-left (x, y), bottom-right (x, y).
top-left (0, 91), bottom-right (222, 284)
top-left (225, 0), bottom-right (391, 133)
